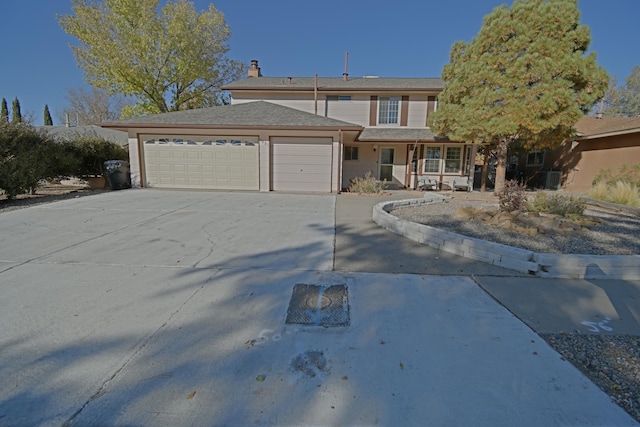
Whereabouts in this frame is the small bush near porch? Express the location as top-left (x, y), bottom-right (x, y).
top-left (348, 172), bottom-right (388, 194)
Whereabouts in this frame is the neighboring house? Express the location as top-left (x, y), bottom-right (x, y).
top-left (510, 115), bottom-right (640, 192)
top-left (99, 61), bottom-right (474, 192)
top-left (37, 125), bottom-right (129, 148)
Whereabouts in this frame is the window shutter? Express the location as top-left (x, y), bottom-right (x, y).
top-left (400, 96), bottom-right (409, 126)
top-left (426, 96), bottom-right (436, 124)
top-left (369, 96), bottom-right (378, 126)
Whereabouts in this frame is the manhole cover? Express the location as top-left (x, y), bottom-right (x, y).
top-left (285, 284), bottom-right (349, 327)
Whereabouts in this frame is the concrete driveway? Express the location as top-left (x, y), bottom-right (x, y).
top-left (0, 190), bottom-right (636, 426)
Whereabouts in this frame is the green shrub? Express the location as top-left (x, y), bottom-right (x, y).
top-left (527, 192), bottom-right (585, 216)
top-left (0, 122), bottom-right (51, 199)
top-left (498, 179), bottom-right (527, 212)
top-left (65, 136), bottom-right (128, 177)
top-left (348, 171), bottom-right (388, 194)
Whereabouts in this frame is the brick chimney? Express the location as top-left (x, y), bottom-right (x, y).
top-left (248, 59), bottom-right (262, 77)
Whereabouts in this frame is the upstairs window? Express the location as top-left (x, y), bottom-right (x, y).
top-left (344, 146), bottom-right (359, 161)
top-left (378, 97), bottom-right (399, 125)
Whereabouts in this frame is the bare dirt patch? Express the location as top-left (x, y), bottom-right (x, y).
top-left (0, 181), bottom-right (106, 214)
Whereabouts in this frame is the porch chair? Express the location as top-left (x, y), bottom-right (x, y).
top-left (453, 176), bottom-right (472, 192)
top-left (416, 177), bottom-right (438, 191)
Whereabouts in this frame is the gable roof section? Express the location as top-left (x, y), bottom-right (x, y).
top-left (99, 101), bottom-right (362, 131)
top-left (576, 116), bottom-right (640, 140)
top-left (222, 77), bottom-right (443, 92)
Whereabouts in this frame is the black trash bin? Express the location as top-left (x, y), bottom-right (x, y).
top-left (103, 160), bottom-right (131, 190)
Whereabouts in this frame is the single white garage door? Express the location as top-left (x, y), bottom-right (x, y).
top-left (143, 136), bottom-right (259, 190)
top-left (271, 137), bottom-right (333, 192)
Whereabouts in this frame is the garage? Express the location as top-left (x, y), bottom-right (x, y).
top-left (271, 137), bottom-right (333, 192)
top-left (142, 136), bottom-right (259, 190)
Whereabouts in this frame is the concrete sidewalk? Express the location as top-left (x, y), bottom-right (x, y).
top-left (0, 189), bottom-right (637, 426)
top-left (335, 190), bottom-right (640, 337)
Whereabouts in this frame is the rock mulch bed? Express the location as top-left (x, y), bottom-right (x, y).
top-left (542, 334), bottom-right (640, 422)
top-left (454, 205), bottom-right (604, 237)
top-left (393, 198), bottom-right (640, 255)
top-left (393, 196), bottom-right (640, 423)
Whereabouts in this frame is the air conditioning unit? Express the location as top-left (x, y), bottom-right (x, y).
top-left (537, 170), bottom-right (562, 190)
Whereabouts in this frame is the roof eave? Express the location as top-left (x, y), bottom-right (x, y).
top-left (99, 123), bottom-right (363, 132)
top-left (224, 86), bottom-right (443, 92)
top-left (576, 127), bottom-right (640, 140)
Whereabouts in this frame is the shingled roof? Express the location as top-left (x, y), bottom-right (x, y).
top-left (38, 125), bottom-right (128, 147)
top-left (222, 77), bottom-right (443, 91)
top-left (100, 101), bottom-right (362, 130)
top-left (576, 115), bottom-right (640, 139)
top-left (358, 127), bottom-right (446, 142)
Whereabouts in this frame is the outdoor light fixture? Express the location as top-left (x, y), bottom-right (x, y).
top-left (373, 144), bottom-right (378, 152)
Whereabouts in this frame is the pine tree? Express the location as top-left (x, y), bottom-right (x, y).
top-left (429, 0), bottom-right (609, 192)
top-left (0, 98), bottom-right (8, 123)
top-left (43, 104), bottom-right (53, 125)
top-left (11, 97), bottom-right (22, 124)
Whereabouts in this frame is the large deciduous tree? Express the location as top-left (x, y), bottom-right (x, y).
top-left (59, 0), bottom-right (246, 116)
top-left (58, 86), bottom-right (130, 125)
top-left (603, 66), bottom-right (640, 117)
top-left (429, 0), bottom-right (609, 192)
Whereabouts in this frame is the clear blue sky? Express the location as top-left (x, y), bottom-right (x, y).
top-left (1, 0), bottom-right (638, 125)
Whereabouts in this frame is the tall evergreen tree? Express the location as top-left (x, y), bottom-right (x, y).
top-left (11, 97), bottom-right (22, 124)
top-left (43, 104), bottom-right (53, 126)
top-left (0, 98), bottom-right (8, 123)
top-left (429, 0), bottom-right (608, 192)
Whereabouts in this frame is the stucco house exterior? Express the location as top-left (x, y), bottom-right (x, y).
top-left (510, 115), bottom-right (640, 192)
top-left (100, 60), bottom-right (475, 193)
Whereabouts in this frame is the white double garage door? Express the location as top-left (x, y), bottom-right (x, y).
top-left (143, 136), bottom-right (333, 192)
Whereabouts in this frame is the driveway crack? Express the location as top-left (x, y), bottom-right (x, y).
top-left (62, 279), bottom-right (207, 426)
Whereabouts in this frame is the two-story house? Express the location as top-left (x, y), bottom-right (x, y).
top-left (100, 60), bottom-right (474, 192)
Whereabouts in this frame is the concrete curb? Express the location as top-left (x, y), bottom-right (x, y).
top-left (372, 195), bottom-right (640, 280)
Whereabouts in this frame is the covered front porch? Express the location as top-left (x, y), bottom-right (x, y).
top-left (341, 130), bottom-right (476, 191)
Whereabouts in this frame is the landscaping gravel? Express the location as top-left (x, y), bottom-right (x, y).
top-left (542, 334), bottom-right (640, 423)
top-left (392, 197), bottom-right (640, 255)
top-left (393, 196), bottom-right (640, 423)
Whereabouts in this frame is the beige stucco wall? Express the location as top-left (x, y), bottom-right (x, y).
top-left (232, 93), bottom-right (431, 128)
top-left (341, 143), bottom-right (410, 190)
top-left (563, 134), bottom-right (640, 191)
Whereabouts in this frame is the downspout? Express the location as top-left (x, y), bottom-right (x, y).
top-left (338, 129), bottom-right (343, 193)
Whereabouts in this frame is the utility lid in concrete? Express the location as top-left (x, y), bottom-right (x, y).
top-left (285, 284), bottom-right (349, 327)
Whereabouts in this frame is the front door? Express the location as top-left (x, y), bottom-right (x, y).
top-left (379, 147), bottom-right (395, 182)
